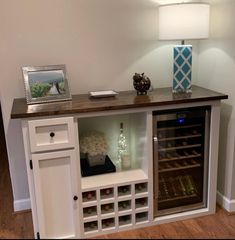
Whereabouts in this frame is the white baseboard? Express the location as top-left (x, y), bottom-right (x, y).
top-left (217, 191), bottom-right (235, 213)
top-left (14, 198), bottom-right (31, 212)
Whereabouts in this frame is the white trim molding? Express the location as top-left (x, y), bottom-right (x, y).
top-left (217, 191), bottom-right (235, 213)
top-left (14, 198), bottom-right (31, 212)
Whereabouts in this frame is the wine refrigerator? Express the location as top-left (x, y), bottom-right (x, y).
top-left (153, 106), bottom-right (211, 217)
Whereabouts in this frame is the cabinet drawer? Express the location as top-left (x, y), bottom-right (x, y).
top-left (28, 117), bottom-right (75, 153)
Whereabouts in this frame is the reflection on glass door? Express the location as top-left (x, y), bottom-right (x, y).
top-left (153, 107), bottom-right (210, 217)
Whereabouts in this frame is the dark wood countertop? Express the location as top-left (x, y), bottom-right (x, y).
top-left (11, 85), bottom-right (228, 119)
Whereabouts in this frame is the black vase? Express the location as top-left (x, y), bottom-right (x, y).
top-left (133, 73), bottom-right (151, 95)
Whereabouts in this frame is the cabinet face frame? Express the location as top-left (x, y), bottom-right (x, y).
top-left (31, 150), bottom-right (80, 239)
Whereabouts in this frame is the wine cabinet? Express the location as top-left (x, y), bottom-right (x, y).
top-left (153, 107), bottom-right (211, 217)
top-left (16, 85), bottom-right (227, 238)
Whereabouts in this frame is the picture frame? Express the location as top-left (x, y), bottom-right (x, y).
top-left (22, 64), bottom-right (72, 104)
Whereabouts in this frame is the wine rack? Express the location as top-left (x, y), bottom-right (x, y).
top-left (81, 179), bottom-right (149, 237)
top-left (153, 107), bottom-right (210, 217)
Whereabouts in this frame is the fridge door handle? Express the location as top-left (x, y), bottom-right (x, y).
top-left (153, 135), bottom-right (159, 216)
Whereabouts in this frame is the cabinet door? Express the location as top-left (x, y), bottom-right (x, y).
top-left (32, 150), bottom-right (80, 239)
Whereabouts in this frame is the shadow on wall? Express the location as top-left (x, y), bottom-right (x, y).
top-left (199, 0), bottom-right (235, 61)
top-left (1, 0), bottom-right (171, 206)
top-left (217, 103), bottom-right (233, 196)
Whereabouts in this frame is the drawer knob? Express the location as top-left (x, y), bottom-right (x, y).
top-left (73, 196), bottom-right (78, 201)
top-left (50, 132), bottom-right (55, 138)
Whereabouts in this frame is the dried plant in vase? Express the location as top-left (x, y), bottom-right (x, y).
top-left (80, 131), bottom-right (108, 167)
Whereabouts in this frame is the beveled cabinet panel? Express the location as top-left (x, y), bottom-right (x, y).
top-left (32, 150), bottom-right (79, 239)
top-left (28, 117), bottom-right (75, 153)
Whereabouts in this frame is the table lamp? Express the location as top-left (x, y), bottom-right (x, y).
top-left (158, 3), bottom-right (210, 93)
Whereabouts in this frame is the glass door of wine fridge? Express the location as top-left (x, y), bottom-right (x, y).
top-left (153, 107), bottom-right (211, 217)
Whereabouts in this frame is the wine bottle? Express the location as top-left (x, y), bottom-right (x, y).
top-left (166, 153), bottom-right (172, 159)
top-left (190, 159), bottom-right (197, 165)
top-left (87, 192), bottom-right (93, 200)
top-left (104, 204), bottom-right (110, 212)
top-left (105, 189), bottom-right (111, 195)
top-left (160, 177), bottom-right (170, 198)
top-left (174, 162), bottom-right (181, 168)
top-left (90, 222), bottom-right (96, 229)
top-left (167, 142), bottom-right (172, 148)
top-left (87, 208), bottom-right (92, 215)
top-left (158, 133), bottom-right (163, 139)
top-left (169, 177), bottom-right (178, 197)
top-left (192, 130), bottom-right (198, 135)
top-left (183, 151), bottom-right (189, 156)
top-left (185, 175), bottom-right (198, 194)
top-left (137, 184), bottom-right (143, 192)
top-left (178, 176), bottom-right (187, 196)
top-left (192, 150), bottom-right (198, 155)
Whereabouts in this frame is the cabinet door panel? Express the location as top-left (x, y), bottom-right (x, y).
top-left (32, 150), bottom-right (79, 239)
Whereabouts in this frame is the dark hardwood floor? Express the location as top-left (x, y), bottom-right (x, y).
top-left (1, 106), bottom-right (235, 239)
top-left (0, 107), bottom-right (33, 239)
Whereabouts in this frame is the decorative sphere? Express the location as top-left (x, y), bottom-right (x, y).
top-left (133, 73), bottom-right (151, 95)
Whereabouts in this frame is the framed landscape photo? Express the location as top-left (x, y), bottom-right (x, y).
top-left (22, 64), bottom-right (72, 104)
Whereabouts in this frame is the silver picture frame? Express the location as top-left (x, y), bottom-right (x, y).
top-left (22, 64), bottom-right (72, 105)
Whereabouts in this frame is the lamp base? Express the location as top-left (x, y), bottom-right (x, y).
top-left (173, 45), bottom-right (192, 93)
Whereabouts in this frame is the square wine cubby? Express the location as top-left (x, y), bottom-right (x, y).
top-left (118, 185), bottom-right (131, 197)
top-left (101, 203), bottom-right (114, 215)
top-left (100, 188), bottom-right (114, 200)
top-left (84, 221), bottom-right (98, 233)
top-left (118, 200), bottom-right (131, 212)
top-left (135, 197), bottom-right (148, 209)
top-left (135, 182), bottom-right (148, 194)
top-left (82, 190), bottom-right (96, 203)
top-left (119, 215), bottom-right (132, 226)
top-left (135, 212), bottom-right (148, 223)
top-left (102, 218), bottom-right (115, 229)
top-left (83, 206), bottom-right (97, 218)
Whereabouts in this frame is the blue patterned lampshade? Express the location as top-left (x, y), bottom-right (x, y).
top-left (158, 3), bottom-right (210, 93)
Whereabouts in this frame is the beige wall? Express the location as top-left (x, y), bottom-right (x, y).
top-left (0, 0), bottom-right (200, 208)
top-left (0, 0), bottom-right (164, 206)
top-left (197, 0), bottom-right (235, 200)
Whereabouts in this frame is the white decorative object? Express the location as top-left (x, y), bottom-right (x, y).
top-left (80, 131), bottom-right (108, 166)
top-left (159, 3), bottom-right (210, 41)
top-left (89, 90), bottom-right (119, 98)
top-left (158, 3), bottom-right (210, 93)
